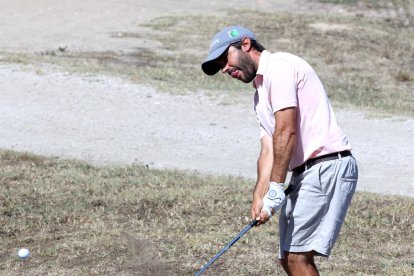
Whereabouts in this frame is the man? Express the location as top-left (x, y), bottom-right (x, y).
top-left (201, 26), bottom-right (358, 275)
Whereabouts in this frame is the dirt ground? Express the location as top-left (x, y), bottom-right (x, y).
top-left (1, 64), bottom-right (413, 198)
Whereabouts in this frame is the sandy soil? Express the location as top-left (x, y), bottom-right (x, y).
top-left (0, 0), bottom-right (413, 198)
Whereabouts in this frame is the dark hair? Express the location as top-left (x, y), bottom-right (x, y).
top-left (231, 39), bottom-right (265, 52)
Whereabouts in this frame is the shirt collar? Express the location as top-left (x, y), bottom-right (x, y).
top-left (256, 50), bottom-right (271, 76)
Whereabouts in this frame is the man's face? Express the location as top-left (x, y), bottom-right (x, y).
top-left (217, 45), bottom-right (256, 83)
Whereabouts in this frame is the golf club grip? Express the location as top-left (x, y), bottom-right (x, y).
top-left (195, 219), bottom-right (258, 276)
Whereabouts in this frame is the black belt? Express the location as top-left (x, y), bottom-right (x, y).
top-left (293, 150), bottom-right (352, 175)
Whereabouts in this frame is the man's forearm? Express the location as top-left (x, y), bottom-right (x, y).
top-left (271, 130), bottom-right (295, 183)
top-left (253, 135), bottom-right (273, 199)
top-left (254, 151), bottom-right (273, 199)
top-left (271, 107), bottom-right (297, 183)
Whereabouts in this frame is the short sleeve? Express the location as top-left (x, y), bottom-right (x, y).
top-left (267, 59), bottom-right (298, 112)
top-left (259, 123), bottom-right (269, 140)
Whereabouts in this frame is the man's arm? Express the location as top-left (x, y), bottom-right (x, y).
top-left (271, 107), bottom-right (296, 183)
top-left (250, 134), bottom-right (273, 222)
top-left (251, 107), bottom-right (296, 224)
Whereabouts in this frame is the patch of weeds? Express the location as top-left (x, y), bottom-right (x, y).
top-left (395, 70), bottom-right (413, 82)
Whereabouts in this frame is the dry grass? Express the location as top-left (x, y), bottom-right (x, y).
top-left (318, 0), bottom-right (414, 27)
top-left (1, 4), bottom-right (413, 116)
top-left (138, 10), bottom-right (414, 115)
top-left (1, 150), bottom-right (413, 275)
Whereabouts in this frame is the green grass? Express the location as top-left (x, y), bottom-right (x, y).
top-left (1, 150), bottom-right (413, 275)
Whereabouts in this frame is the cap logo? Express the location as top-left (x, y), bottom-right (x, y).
top-left (210, 38), bottom-right (220, 49)
top-left (228, 29), bottom-right (240, 38)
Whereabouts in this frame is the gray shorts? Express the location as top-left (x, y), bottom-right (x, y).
top-left (279, 155), bottom-right (358, 259)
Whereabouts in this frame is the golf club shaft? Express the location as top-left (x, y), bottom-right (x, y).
top-left (195, 219), bottom-right (258, 276)
top-left (195, 187), bottom-right (293, 275)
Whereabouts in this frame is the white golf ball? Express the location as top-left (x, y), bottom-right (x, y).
top-left (17, 248), bottom-right (30, 259)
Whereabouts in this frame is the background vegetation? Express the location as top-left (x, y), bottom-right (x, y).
top-left (1, 1), bottom-right (413, 116)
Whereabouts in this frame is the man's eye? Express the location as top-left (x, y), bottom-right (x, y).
top-left (217, 58), bottom-right (226, 67)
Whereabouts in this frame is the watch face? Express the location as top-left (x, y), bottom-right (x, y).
top-left (268, 189), bottom-right (277, 200)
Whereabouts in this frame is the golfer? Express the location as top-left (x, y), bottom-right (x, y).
top-left (201, 26), bottom-right (358, 275)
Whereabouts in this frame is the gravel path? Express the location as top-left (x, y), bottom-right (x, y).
top-left (1, 65), bottom-right (413, 196)
top-left (0, 0), bottom-right (413, 196)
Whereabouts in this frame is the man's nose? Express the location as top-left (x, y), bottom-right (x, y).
top-left (221, 64), bottom-right (230, 74)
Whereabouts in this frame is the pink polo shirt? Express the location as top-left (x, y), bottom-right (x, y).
top-left (253, 51), bottom-right (351, 170)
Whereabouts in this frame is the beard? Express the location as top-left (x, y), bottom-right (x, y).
top-left (237, 52), bottom-right (257, 83)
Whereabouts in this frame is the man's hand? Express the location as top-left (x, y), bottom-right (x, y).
top-left (251, 197), bottom-right (271, 225)
top-left (263, 182), bottom-right (286, 216)
top-left (251, 182), bottom-right (286, 225)
top-left (250, 197), bottom-right (262, 222)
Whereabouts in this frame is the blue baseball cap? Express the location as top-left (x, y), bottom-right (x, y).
top-left (201, 26), bottom-right (256, 75)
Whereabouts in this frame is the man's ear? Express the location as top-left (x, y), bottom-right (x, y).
top-left (241, 37), bottom-right (253, 52)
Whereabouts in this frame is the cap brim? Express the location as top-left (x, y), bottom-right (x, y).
top-left (201, 60), bottom-right (221, 76)
top-left (201, 44), bottom-right (229, 75)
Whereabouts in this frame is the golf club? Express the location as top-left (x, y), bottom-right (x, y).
top-left (195, 186), bottom-right (294, 275)
top-left (195, 219), bottom-right (258, 276)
